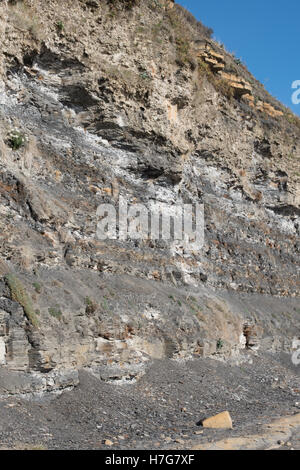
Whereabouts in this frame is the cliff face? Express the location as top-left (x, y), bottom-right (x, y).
top-left (0, 0), bottom-right (299, 394)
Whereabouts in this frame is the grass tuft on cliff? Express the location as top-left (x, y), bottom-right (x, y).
top-left (5, 273), bottom-right (39, 328)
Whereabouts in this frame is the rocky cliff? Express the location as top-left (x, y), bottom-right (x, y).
top-left (0, 0), bottom-right (299, 396)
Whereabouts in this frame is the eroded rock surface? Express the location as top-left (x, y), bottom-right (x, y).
top-left (0, 0), bottom-right (298, 404)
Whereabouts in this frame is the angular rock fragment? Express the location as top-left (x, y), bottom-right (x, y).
top-left (201, 411), bottom-right (233, 429)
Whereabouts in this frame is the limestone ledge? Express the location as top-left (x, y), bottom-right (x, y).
top-left (197, 43), bottom-right (283, 117)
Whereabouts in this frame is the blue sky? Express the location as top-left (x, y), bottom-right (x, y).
top-left (177, 0), bottom-right (300, 116)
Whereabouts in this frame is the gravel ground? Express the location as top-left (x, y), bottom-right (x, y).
top-left (0, 352), bottom-right (299, 450)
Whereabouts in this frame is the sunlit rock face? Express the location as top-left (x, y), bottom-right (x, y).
top-left (0, 0), bottom-right (299, 394)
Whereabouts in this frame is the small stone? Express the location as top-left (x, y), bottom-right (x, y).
top-left (194, 430), bottom-right (203, 435)
top-left (201, 411), bottom-right (233, 429)
top-left (103, 439), bottom-right (114, 446)
top-left (175, 438), bottom-right (184, 444)
top-left (165, 437), bottom-right (172, 442)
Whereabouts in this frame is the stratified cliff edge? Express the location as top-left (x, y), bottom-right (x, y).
top-left (0, 0), bottom-right (299, 398)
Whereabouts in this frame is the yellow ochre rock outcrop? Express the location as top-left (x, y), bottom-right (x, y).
top-left (242, 94), bottom-right (284, 117)
top-left (197, 42), bottom-right (283, 117)
top-left (196, 42), bottom-right (225, 72)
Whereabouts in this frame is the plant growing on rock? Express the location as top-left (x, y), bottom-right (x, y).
top-left (5, 274), bottom-right (39, 328)
top-left (48, 307), bottom-right (63, 320)
top-left (174, 4), bottom-right (213, 40)
top-left (7, 129), bottom-right (27, 150)
top-left (140, 71), bottom-right (151, 80)
top-left (56, 20), bottom-right (64, 32)
top-left (33, 282), bottom-right (42, 294)
top-left (167, 7), bottom-right (193, 67)
top-left (8, 2), bottom-right (42, 40)
top-left (85, 296), bottom-right (97, 315)
top-left (234, 57), bottom-right (243, 66)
